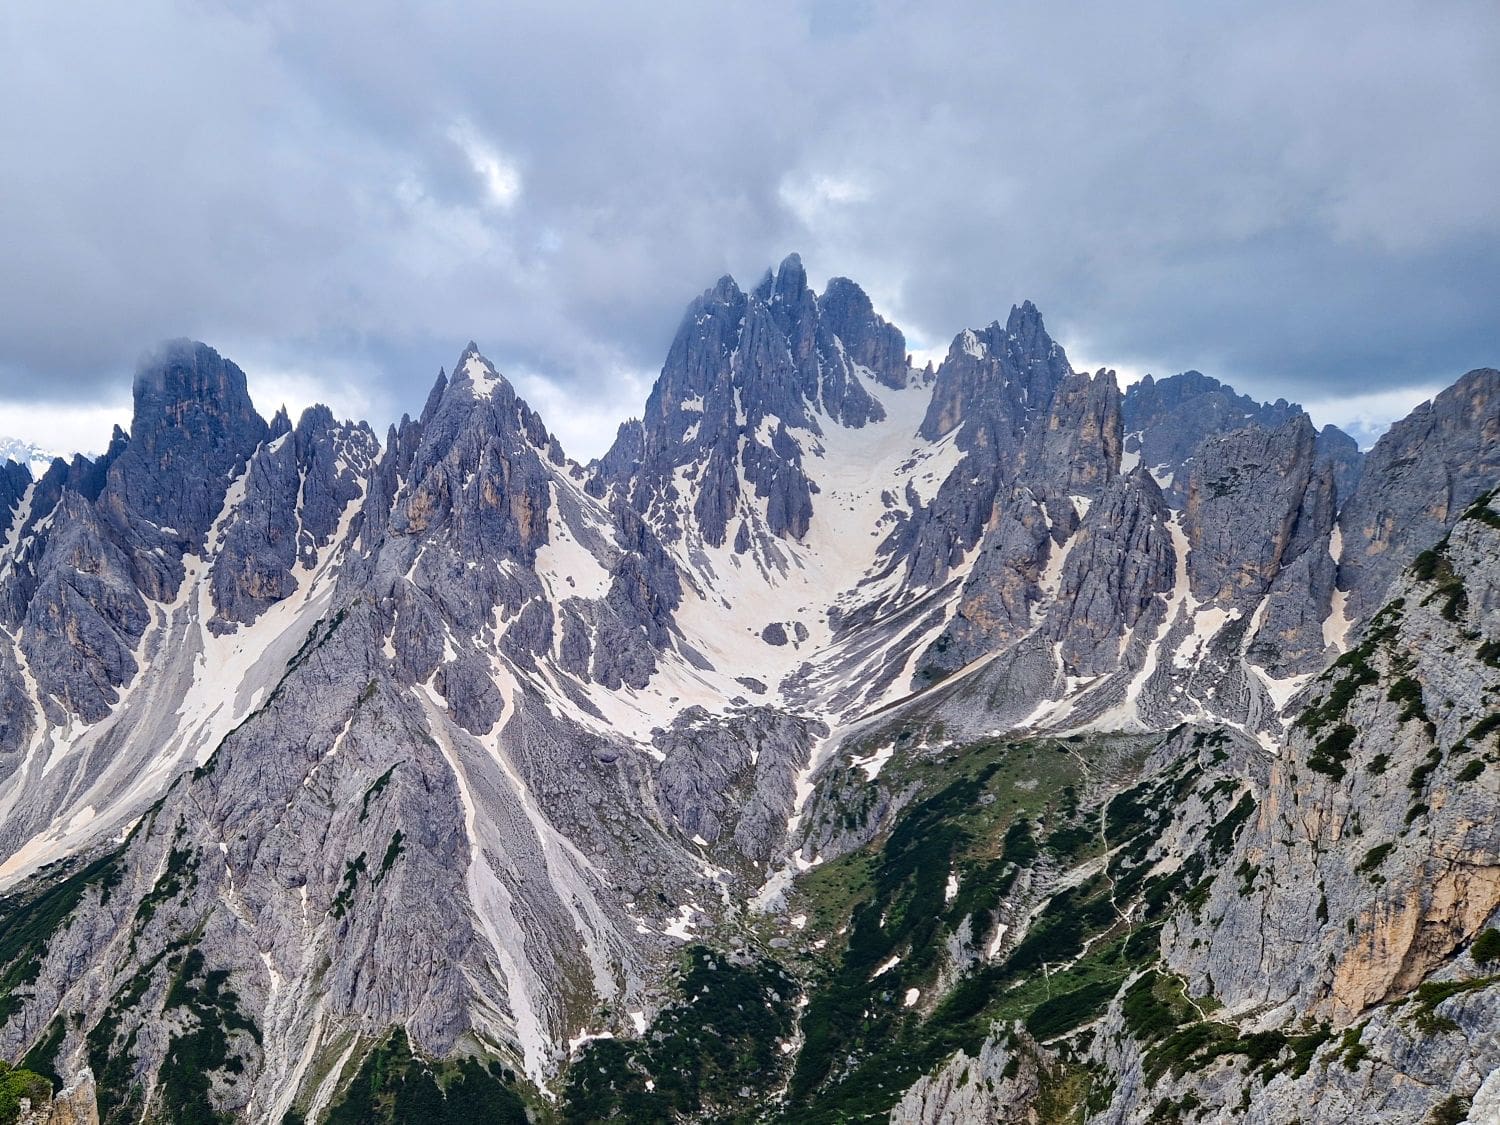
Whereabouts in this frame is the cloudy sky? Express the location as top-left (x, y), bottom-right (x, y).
top-left (1, 0), bottom-right (1496, 458)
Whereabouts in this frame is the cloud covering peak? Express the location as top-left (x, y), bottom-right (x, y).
top-left (0, 0), bottom-right (1495, 458)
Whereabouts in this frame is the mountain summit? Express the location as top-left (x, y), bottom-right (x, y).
top-left (0, 265), bottom-right (1495, 1123)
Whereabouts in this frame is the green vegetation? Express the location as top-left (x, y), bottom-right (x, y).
top-left (326, 1028), bottom-right (529, 1125)
top-left (89, 956), bottom-right (162, 1123)
top-left (1336, 1022), bottom-right (1369, 1070)
top-left (331, 854), bottom-right (368, 919)
top-left (1121, 971), bottom-right (1332, 1085)
top-left (1031, 1056), bottom-right (1114, 1124)
top-left (156, 949), bottom-right (262, 1124)
top-left (1296, 648), bottom-right (1379, 737)
top-left (1464, 713), bottom-right (1500, 750)
top-left (1410, 547), bottom-right (1447, 583)
top-left (135, 842), bottom-right (198, 929)
top-left (0, 1069), bottom-right (46, 1125)
top-left (1387, 676), bottom-right (1430, 728)
top-left (1294, 598), bottom-right (1417, 770)
top-left (0, 848), bottom-right (123, 1024)
top-left (377, 831), bottom-right (405, 881)
top-left (1456, 759), bottom-right (1486, 784)
top-left (789, 761), bottom-right (1027, 1110)
top-left (360, 764), bottom-right (402, 822)
top-left (1409, 539), bottom-right (1470, 620)
top-left (561, 946), bottom-right (796, 1123)
top-left (770, 737), bottom-right (1127, 1123)
top-left (1407, 974), bottom-right (1498, 1034)
top-left (18, 1016), bottom-right (65, 1091)
top-left (1460, 489), bottom-right (1500, 529)
top-left (749, 729), bottom-right (1261, 1123)
top-left (1307, 724), bottom-right (1357, 781)
top-left (1357, 843), bottom-right (1395, 876)
top-left (1235, 861), bottom-right (1261, 897)
top-left (0, 1061), bottom-right (51, 1125)
top-left (1408, 748), bottom-right (1443, 797)
top-left (1471, 928), bottom-right (1500, 964)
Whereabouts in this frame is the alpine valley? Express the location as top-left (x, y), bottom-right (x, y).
top-left (0, 255), bottom-right (1496, 1124)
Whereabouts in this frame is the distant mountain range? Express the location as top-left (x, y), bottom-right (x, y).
top-left (0, 437), bottom-right (69, 477)
top-left (0, 256), bottom-right (1496, 1123)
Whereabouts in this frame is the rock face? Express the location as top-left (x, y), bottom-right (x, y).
top-left (18, 1068), bottom-right (99, 1125)
top-left (1120, 369), bottom-right (1303, 505)
top-left (210, 405), bottom-right (379, 632)
top-left (596, 253), bottom-right (901, 551)
top-left (105, 340), bottom-right (268, 554)
top-left (1338, 367), bottom-right (1500, 621)
top-left (1044, 467), bottom-right (1176, 675)
top-left (0, 260), bottom-right (1493, 1123)
top-left (654, 707), bottom-right (827, 868)
top-left (1166, 491), bottom-right (1500, 1022)
top-left (888, 1027), bottom-right (1043, 1125)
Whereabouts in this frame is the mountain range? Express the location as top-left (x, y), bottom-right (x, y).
top-left (0, 254), bottom-right (1496, 1123)
top-left (0, 440), bottom-right (69, 480)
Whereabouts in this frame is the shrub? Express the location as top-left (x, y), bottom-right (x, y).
top-left (1356, 844), bottom-right (1394, 875)
top-left (1472, 928), bottom-right (1500, 964)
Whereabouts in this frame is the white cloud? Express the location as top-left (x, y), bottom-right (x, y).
top-left (241, 364), bottom-right (383, 432)
top-left (778, 172), bottom-right (872, 228)
top-left (506, 364), bottom-right (654, 463)
top-left (1301, 383), bottom-right (1444, 450)
top-left (447, 120), bottom-right (522, 209)
top-left (0, 399), bottom-right (130, 460)
top-left (0, 0), bottom-right (1493, 450)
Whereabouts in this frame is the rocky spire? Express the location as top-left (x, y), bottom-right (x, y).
top-left (817, 276), bottom-right (909, 390)
top-left (104, 340), bottom-right (269, 547)
top-left (594, 256), bottom-right (893, 549)
top-left (1337, 366), bottom-right (1500, 621)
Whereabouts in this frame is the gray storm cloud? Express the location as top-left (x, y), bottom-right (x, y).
top-left (0, 0), bottom-right (1496, 457)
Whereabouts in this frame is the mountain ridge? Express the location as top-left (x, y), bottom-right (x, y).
top-left (0, 260), bottom-right (1495, 1123)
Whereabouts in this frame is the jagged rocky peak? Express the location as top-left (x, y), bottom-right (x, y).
top-left (1338, 366), bottom-right (1500, 621)
top-left (1315, 420), bottom-right (1362, 503)
top-left (642, 251), bottom-right (889, 434)
top-left (387, 344), bottom-right (558, 553)
top-left (1044, 465), bottom-right (1176, 675)
top-left (105, 339), bottom-right (269, 546)
top-left (1181, 412), bottom-right (1324, 607)
top-left (1121, 369), bottom-right (1305, 498)
top-left (816, 275), bottom-right (910, 390)
top-left (898, 302), bottom-right (1095, 594)
top-left (597, 254), bottom-right (913, 549)
top-left (919, 299), bottom-right (1073, 444)
top-left (268, 404), bottom-right (293, 440)
top-left (583, 417), bottom-right (644, 498)
top-left (0, 459), bottom-right (30, 540)
top-left (209, 403), bottom-right (380, 633)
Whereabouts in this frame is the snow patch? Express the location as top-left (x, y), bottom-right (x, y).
top-left (567, 1030), bottom-right (615, 1056)
top-left (986, 923), bottom-right (1009, 959)
top-left (663, 904), bottom-right (698, 941)
top-left (849, 742), bottom-right (894, 782)
top-left (462, 353), bottom-right (504, 400)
